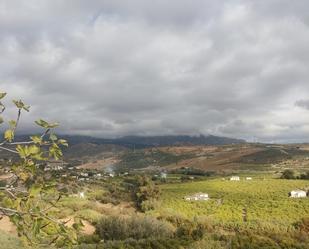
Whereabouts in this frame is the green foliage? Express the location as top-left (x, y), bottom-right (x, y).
top-left (76, 238), bottom-right (189, 249)
top-left (0, 91), bottom-right (75, 247)
top-left (299, 171), bottom-right (309, 180)
top-left (187, 235), bottom-right (226, 249)
top-left (156, 178), bottom-right (309, 229)
top-left (294, 217), bottom-right (309, 233)
top-left (132, 176), bottom-right (161, 211)
top-left (116, 149), bottom-right (195, 170)
top-left (281, 169), bottom-right (296, 179)
top-left (176, 220), bottom-right (207, 241)
top-left (0, 232), bottom-right (24, 249)
top-left (95, 215), bottom-right (174, 241)
top-left (35, 119), bottom-right (59, 129)
top-left (75, 209), bottom-right (104, 224)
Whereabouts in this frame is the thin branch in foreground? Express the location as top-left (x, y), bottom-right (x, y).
top-left (0, 146), bottom-right (18, 154)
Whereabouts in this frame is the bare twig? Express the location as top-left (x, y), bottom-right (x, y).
top-left (12, 108), bottom-right (21, 134)
top-left (0, 187), bottom-right (17, 199)
top-left (0, 206), bottom-right (22, 215)
top-left (0, 146), bottom-right (18, 154)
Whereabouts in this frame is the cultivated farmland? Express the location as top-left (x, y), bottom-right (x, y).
top-left (156, 177), bottom-right (309, 231)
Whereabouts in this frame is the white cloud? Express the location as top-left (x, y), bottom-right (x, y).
top-left (1, 0), bottom-right (309, 142)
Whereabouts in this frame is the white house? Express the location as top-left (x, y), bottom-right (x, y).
top-left (185, 193), bottom-right (209, 201)
top-left (160, 172), bottom-right (167, 179)
top-left (289, 190), bottom-right (307, 198)
top-left (230, 176), bottom-right (240, 181)
top-left (246, 177), bottom-right (252, 180)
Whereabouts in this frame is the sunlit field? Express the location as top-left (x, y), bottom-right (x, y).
top-left (156, 177), bottom-right (309, 231)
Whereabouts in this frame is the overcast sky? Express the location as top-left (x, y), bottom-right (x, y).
top-left (1, 0), bottom-right (309, 142)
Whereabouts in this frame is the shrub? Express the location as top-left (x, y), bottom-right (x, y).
top-left (140, 199), bottom-right (161, 212)
top-left (176, 220), bottom-right (207, 241)
top-left (132, 176), bottom-right (161, 211)
top-left (294, 217), bottom-right (309, 233)
top-left (78, 234), bottom-right (101, 245)
top-left (280, 170), bottom-right (295, 179)
top-left (76, 238), bottom-right (189, 249)
top-left (230, 233), bottom-right (279, 249)
top-left (187, 235), bottom-right (226, 249)
top-left (95, 215), bottom-right (174, 241)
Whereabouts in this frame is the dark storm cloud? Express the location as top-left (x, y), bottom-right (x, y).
top-left (1, 0), bottom-right (309, 142)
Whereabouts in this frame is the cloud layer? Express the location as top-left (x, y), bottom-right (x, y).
top-left (1, 0), bottom-right (309, 142)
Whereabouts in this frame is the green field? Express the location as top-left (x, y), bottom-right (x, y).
top-left (155, 178), bottom-right (309, 231)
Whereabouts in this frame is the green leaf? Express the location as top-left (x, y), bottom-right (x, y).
top-left (28, 145), bottom-right (40, 155)
top-left (8, 120), bottom-right (17, 128)
top-left (29, 185), bottom-right (42, 196)
top-left (30, 135), bottom-right (42, 144)
top-left (49, 143), bottom-right (63, 160)
top-left (12, 99), bottom-right (30, 112)
top-left (35, 119), bottom-right (59, 129)
top-left (0, 92), bottom-right (7, 99)
top-left (16, 145), bottom-right (27, 158)
top-left (50, 133), bottom-right (57, 141)
top-left (58, 139), bottom-right (68, 147)
top-left (4, 129), bottom-right (14, 142)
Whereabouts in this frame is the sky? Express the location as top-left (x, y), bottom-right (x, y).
top-left (1, 0), bottom-right (309, 143)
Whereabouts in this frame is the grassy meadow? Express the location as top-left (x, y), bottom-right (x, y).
top-left (155, 177), bottom-right (309, 230)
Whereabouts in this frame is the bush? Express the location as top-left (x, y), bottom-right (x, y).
top-left (176, 221), bottom-right (207, 241)
top-left (103, 238), bottom-right (189, 249)
top-left (231, 235), bottom-right (281, 249)
top-left (280, 170), bottom-right (295, 179)
top-left (299, 171), bottom-right (309, 180)
top-left (132, 176), bottom-right (161, 211)
top-left (295, 217), bottom-right (309, 233)
top-left (140, 199), bottom-right (161, 212)
top-left (95, 215), bottom-right (174, 241)
top-left (78, 234), bottom-right (101, 244)
top-left (75, 238), bottom-right (189, 249)
top-left (187, 235), bottom-right (226, 249)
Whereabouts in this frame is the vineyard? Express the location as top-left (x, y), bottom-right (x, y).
top-left (155, 177), bottom-right (309, 231)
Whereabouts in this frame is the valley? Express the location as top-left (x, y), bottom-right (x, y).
top-left (1, 136), bottom-right (309, 248)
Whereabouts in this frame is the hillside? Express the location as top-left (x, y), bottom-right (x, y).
top-left (58, 134), bottom-right (245, 147)
top-left (3, 135), bottom-right (309, 173)
top-left (114, 143), bottom-right (309, 172)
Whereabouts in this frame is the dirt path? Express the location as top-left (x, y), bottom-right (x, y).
top-left (59, 216), bottom-right (96, 235)
top-left (0, 216), bottom-right (17, 235)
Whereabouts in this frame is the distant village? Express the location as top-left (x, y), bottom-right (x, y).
top-left (0, 159), bottom-right (308, 201)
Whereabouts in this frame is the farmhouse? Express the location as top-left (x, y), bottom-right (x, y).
top-left (246, 177), bottom-right (252, 180)
top-left (289, 190), bottom-right (307, 198)
top-left (160, 172), bottom-right (167, 179)
top-left (185, 192), bottom-right (209, 201)
top-left (230, 176), bottom-right (240, 181)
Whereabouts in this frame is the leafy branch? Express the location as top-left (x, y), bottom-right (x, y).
top-left (0, 91), bottom-right (78, 248)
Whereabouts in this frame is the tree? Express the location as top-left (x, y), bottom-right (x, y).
top-left (300, 171), bottom-right (309, 180)
top-left (280, 169), bottom-right (295, 179)
top-left (133, 175), bottom-right (161, 211)
top-left (0, 91), bottom-right (79, 247)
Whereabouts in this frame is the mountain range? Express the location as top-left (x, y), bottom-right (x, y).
top-left (59, 134), bottom-right (246, 148)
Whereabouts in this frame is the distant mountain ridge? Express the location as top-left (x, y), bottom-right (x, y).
top-left (58, 134), bottom-right (246, 148)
